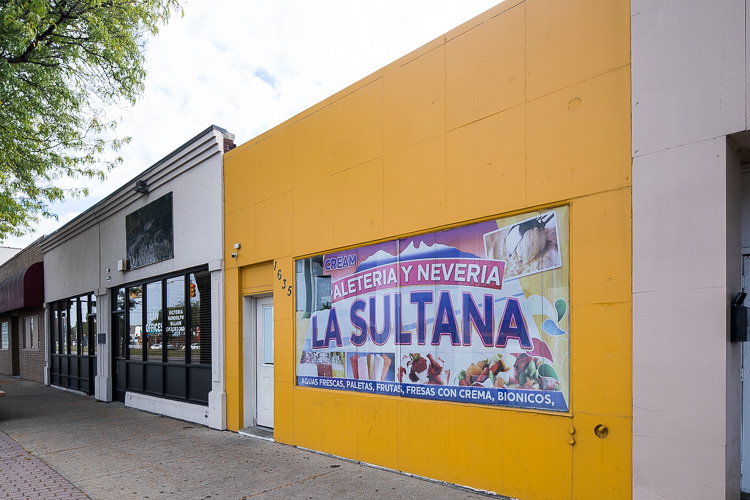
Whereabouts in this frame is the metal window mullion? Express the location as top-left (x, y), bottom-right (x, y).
top-left (76, 296), bottom-right (82, 356)
top-left (185, 273), bottom-right (191, 400)
top-left (143, 284), bottom-right (149, 363)
top-left (57, 302), bottom-right (62, 355)
top-left (162, 278), bottom-right (168, 364)
top-left (186, 273), bottom-right (192, 366)
top-left (125, 290), bottom-right (131, 361)
top-left (65, 299), bottom-right (70, 356)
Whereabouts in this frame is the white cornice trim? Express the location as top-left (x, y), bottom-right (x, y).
top-left (40, 126), bottom-right (228, 253)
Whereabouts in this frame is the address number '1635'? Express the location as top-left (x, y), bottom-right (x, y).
top-left (275, 261), bottom-right (293, 296)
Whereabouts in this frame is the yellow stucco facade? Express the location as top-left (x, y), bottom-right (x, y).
top-left (224, 1), bottom-right (631, 497)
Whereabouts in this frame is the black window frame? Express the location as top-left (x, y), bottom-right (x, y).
top-left (111, 265), bottom-right (212, 405)
top-left (48, 292), bottom-right (97, 394)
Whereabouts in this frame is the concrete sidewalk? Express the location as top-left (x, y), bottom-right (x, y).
top-left (0, 377), bottom-right (496, 499)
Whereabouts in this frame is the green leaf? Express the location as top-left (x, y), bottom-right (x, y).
top-left (0, 0), bottom-right (182, 241)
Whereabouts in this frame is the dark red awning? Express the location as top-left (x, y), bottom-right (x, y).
top-left (0, 262), bottom-right (44, 314)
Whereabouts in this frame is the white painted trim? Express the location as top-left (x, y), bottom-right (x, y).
top-left (95, 289), bottom-right (112, 402)
top-left (237, 429), bottom-right (274, 442)
top-left (39, 127), bottom-right (229, 253)
top-left (125, 392), bottom-right (212, 426)
top-left (50, 385), bottom-right (87, 396)
top-left (207, 267), bottom-right (226, 430)
top-left (242, 295), bottom-right (257, 428)
top-left (241, 293), bottom-right (274, 429)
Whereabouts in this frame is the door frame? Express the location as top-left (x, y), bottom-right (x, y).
top-left (111, 311), bottom-right (126, 402)
top-left (242, 294), bottom-right (273, 429)
top-left (743, 342), bottom-right (750, 493)
top-left (742, 254), bottom-right (750, 493)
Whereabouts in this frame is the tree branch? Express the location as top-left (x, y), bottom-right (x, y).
top-left (5, 3), bottom-right (75, 64)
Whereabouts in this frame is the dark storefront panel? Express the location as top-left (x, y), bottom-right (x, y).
top-left (127, 361), bottom-right (144, 392)
top-left (115, 359), bottom-right (126, 397)
top-left (187, 365), bottom-right (211, 404)
top-left (145, 364), bottom-right (163, 395)
top-left (112, 268), bottom-right (212, 405)
top-left (49, 294), bottom-right (97, 395)
top-left (165, 365), bottom-right (187, 399)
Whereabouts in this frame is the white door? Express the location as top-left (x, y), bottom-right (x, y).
top-left (743, 342), bottom-right (750, 493)
top-left (742, 255), bottom-right (750, 492)
top-left (256, 297), bottom-right (274, 428)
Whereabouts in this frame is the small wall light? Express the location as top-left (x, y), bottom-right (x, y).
top-left (231, 252), bottom-right (238, 258)
top-left (134, 180), bottom-right (149, 194)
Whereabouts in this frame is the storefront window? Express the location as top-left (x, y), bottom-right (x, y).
top-left (89, 294), bottom-right (97, 355)
top-left (128, 285), bottom-right (143, 361)
top-left (49, 294), bottom-right (96, 357)
top-left (113, 289), bottom-right (126, 358)
top-left (69, 298), bottom-right (79, 355)
top-left (166, 276), bottom-right (185, 363)
top-left (113, 268), bottom-right (212, 404)
top-left (294, 207), bottom-right (571, 413)
top-left (116, 288), bottom-right (126, 311)
top-left (189, 271), bottom-right (211, 365)
top-left (296, 256), bottom-right (330, 316)
top-left (0, 321), bottom-right (8, 350)
top-left (24, 316), bottom-right (38, 350)
top-left (80, 296), bottom-right (88, 354)
top-left (115, 314), bottom-right (126, 359)
top-left (61, 309), bottom-right (69, 354)
top-left (49, 292), bottom-right (96, 394)
top-left (145, 282), bottom-right (162, 357)
top-left (50, 304), bottom-right (59, 353)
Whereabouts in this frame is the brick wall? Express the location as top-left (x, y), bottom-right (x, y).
top-left (0, 240), bottom-right (45, 381)
top-left (0, 239), bottom-right (42, 281)
top-left (0, 315), bottom-right (13, 376)
top-left (19, 308), bottom-right (45, 383)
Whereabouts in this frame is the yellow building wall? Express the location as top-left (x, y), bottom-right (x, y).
top-left (224, 1), bottom-right (631, 498)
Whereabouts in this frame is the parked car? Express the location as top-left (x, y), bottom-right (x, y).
top-left (150, 343), bottom-right (162, 349)
top-left (190, 343), bottom-right (200, 350)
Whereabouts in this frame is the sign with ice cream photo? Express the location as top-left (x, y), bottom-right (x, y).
top-left (294, 206), bottom-right (570, 411)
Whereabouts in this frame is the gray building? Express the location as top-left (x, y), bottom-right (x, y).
top-left (39, 126), bottom-right (233, 429)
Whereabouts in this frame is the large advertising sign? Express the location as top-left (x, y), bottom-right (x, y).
top-left (126, 192), bottom-right (174, 269)
top-left (295, 207), bottom-right (569, 411)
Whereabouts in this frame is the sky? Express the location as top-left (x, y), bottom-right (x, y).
top-left (4, 0), bottom-right (501, 249)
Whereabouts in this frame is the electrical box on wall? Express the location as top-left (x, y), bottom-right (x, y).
top-left (731, 292), bottom-right (748, 342)
top-left (117, 259), bottom-right (129, 272)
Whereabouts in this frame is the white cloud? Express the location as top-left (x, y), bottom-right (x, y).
top-left (4, 0), bottom-right (502, 249)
